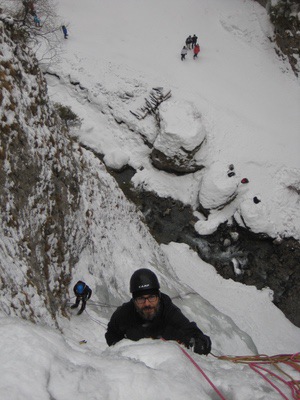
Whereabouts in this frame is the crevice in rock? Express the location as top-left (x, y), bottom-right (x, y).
top-left (104, 163), bottom-right (300, 328)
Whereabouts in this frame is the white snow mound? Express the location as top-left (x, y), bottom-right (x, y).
top-left (154, 99), bottom-right (206, 157)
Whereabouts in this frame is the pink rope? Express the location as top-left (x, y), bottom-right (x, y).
top-left (178, 345), bottom-right (227, 400)
top-left (250, 363), bottom-right (290, 400)
top-left (169, 341), bottom-right (300, 400)
top-left (249, 358), bottom-right (300, 400)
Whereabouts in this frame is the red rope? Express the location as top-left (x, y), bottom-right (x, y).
top-left (249, 360), bottom-right (300, 400)
top-left (178, 345), bottom-right (227, 400)
top-left (213, 352), bottom-right (300, 400)
top-left (164, 339), bottom-right (299, 400)
top-left (250, 363), bottom-right (291, 400)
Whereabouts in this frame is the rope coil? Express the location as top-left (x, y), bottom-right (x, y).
top-left (212, 352), bottom-right (300, 400)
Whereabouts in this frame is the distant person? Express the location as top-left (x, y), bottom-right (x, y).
top-left (34, 15), bottom-right (41, 27)
top-left (105, 268), bottom-right (212, 355)
top-left (181, 46), bottom-right (188, 61)
top-left (185, 35), bottom-right (192, 50)
top-left (193, 43), bottom-right (200, 59)
top-left (192, 34), bottom-right (198, 48)
top-left (62, 25), bottom-right (68, 39)
top-left (70, 281), bottom-right (92, 315)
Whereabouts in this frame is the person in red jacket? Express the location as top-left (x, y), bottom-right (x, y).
top-left (193, 43), bottom-right (200, 59)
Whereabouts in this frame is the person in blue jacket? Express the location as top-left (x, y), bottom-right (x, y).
top-left (62, 25), bottom-right (68, 39)
top-left (71, 281), bottom-right (92, 315)
top-left (105, 269), bottom-right (212, 355)
top-left (34, 15), bottom-right (41, 27)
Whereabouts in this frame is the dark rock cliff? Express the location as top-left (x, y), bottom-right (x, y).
top-left (255, 0), bottom-right (300, 76)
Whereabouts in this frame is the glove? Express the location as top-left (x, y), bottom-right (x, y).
top-left (189, 335), bottom-right (211, 355)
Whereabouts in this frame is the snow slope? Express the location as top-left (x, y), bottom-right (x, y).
top-left (46, 0), bottom-right (300, 240)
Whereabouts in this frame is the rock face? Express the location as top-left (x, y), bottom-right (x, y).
top-left (0, 19), bottom-right (169, 328)
top-left (270, 1), bottom-right (300, 76)
top-left (0, 19), bottom-right (128, 325)
top-left (151, 100), bottom-right (206, 174)
top-left (255, 0), bottom-right (300, 76)
top-left (205, 225), bottom-right (300, 329)
top-left (0, 19), bottom-right (85, 325)
top-left (150, 148), bottom-right (204, 174)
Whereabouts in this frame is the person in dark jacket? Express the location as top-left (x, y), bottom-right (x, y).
top-left (185, 35), bottom-right (192, 49)
top-left (192, 34), bottom-right (198, 48)
top-left (105, 269), bottom-right (212, 355)
top-left (71, 281), bottom-right (92, 315)
top-left (62, 25), bottom-right (68, 39)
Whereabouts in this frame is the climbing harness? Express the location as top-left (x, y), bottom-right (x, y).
top-left (212, 352), bottom-right (300, 400)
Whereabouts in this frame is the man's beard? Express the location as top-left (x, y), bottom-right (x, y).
top-left (136, 302), bottom-right (160, 321)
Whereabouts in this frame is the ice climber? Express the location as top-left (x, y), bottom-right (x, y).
top-left (70, 281), bottom-right (92, 315)
top-left (105, 268), bottom-right (212, 355)
top-left (34, 15), bottom-right (41, 27)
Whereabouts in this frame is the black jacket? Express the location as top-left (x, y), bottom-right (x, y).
top-left (105, 293), bottom-right (207, 347)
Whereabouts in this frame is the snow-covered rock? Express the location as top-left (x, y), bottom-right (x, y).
top-left (104, 150), bottom-right (130, 171)
top-left (234, 197), bottom-right (275, 236)
top-left (151, 100), bottom-right (206, 173)
top-left (198, 162), bottom-right (239, 212)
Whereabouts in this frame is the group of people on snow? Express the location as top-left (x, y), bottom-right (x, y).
top-left (71, 269), bottom-right (212, 355)
top-left (181, 34), bottom-right (200, 60)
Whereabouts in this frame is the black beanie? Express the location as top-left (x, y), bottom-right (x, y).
top-left (132, 288), bottom-right (159, 299)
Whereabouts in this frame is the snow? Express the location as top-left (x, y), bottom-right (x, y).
top-left (0, 0), bottom-right (300, 399)
top-left (42, 0), bottom-right (300, 241)
top-left (154, 99), bottom-right (206, 156)
top-left (103, 149), bottom-right (130, 170)
top-left (198, 161), bottom-right (239, 209)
